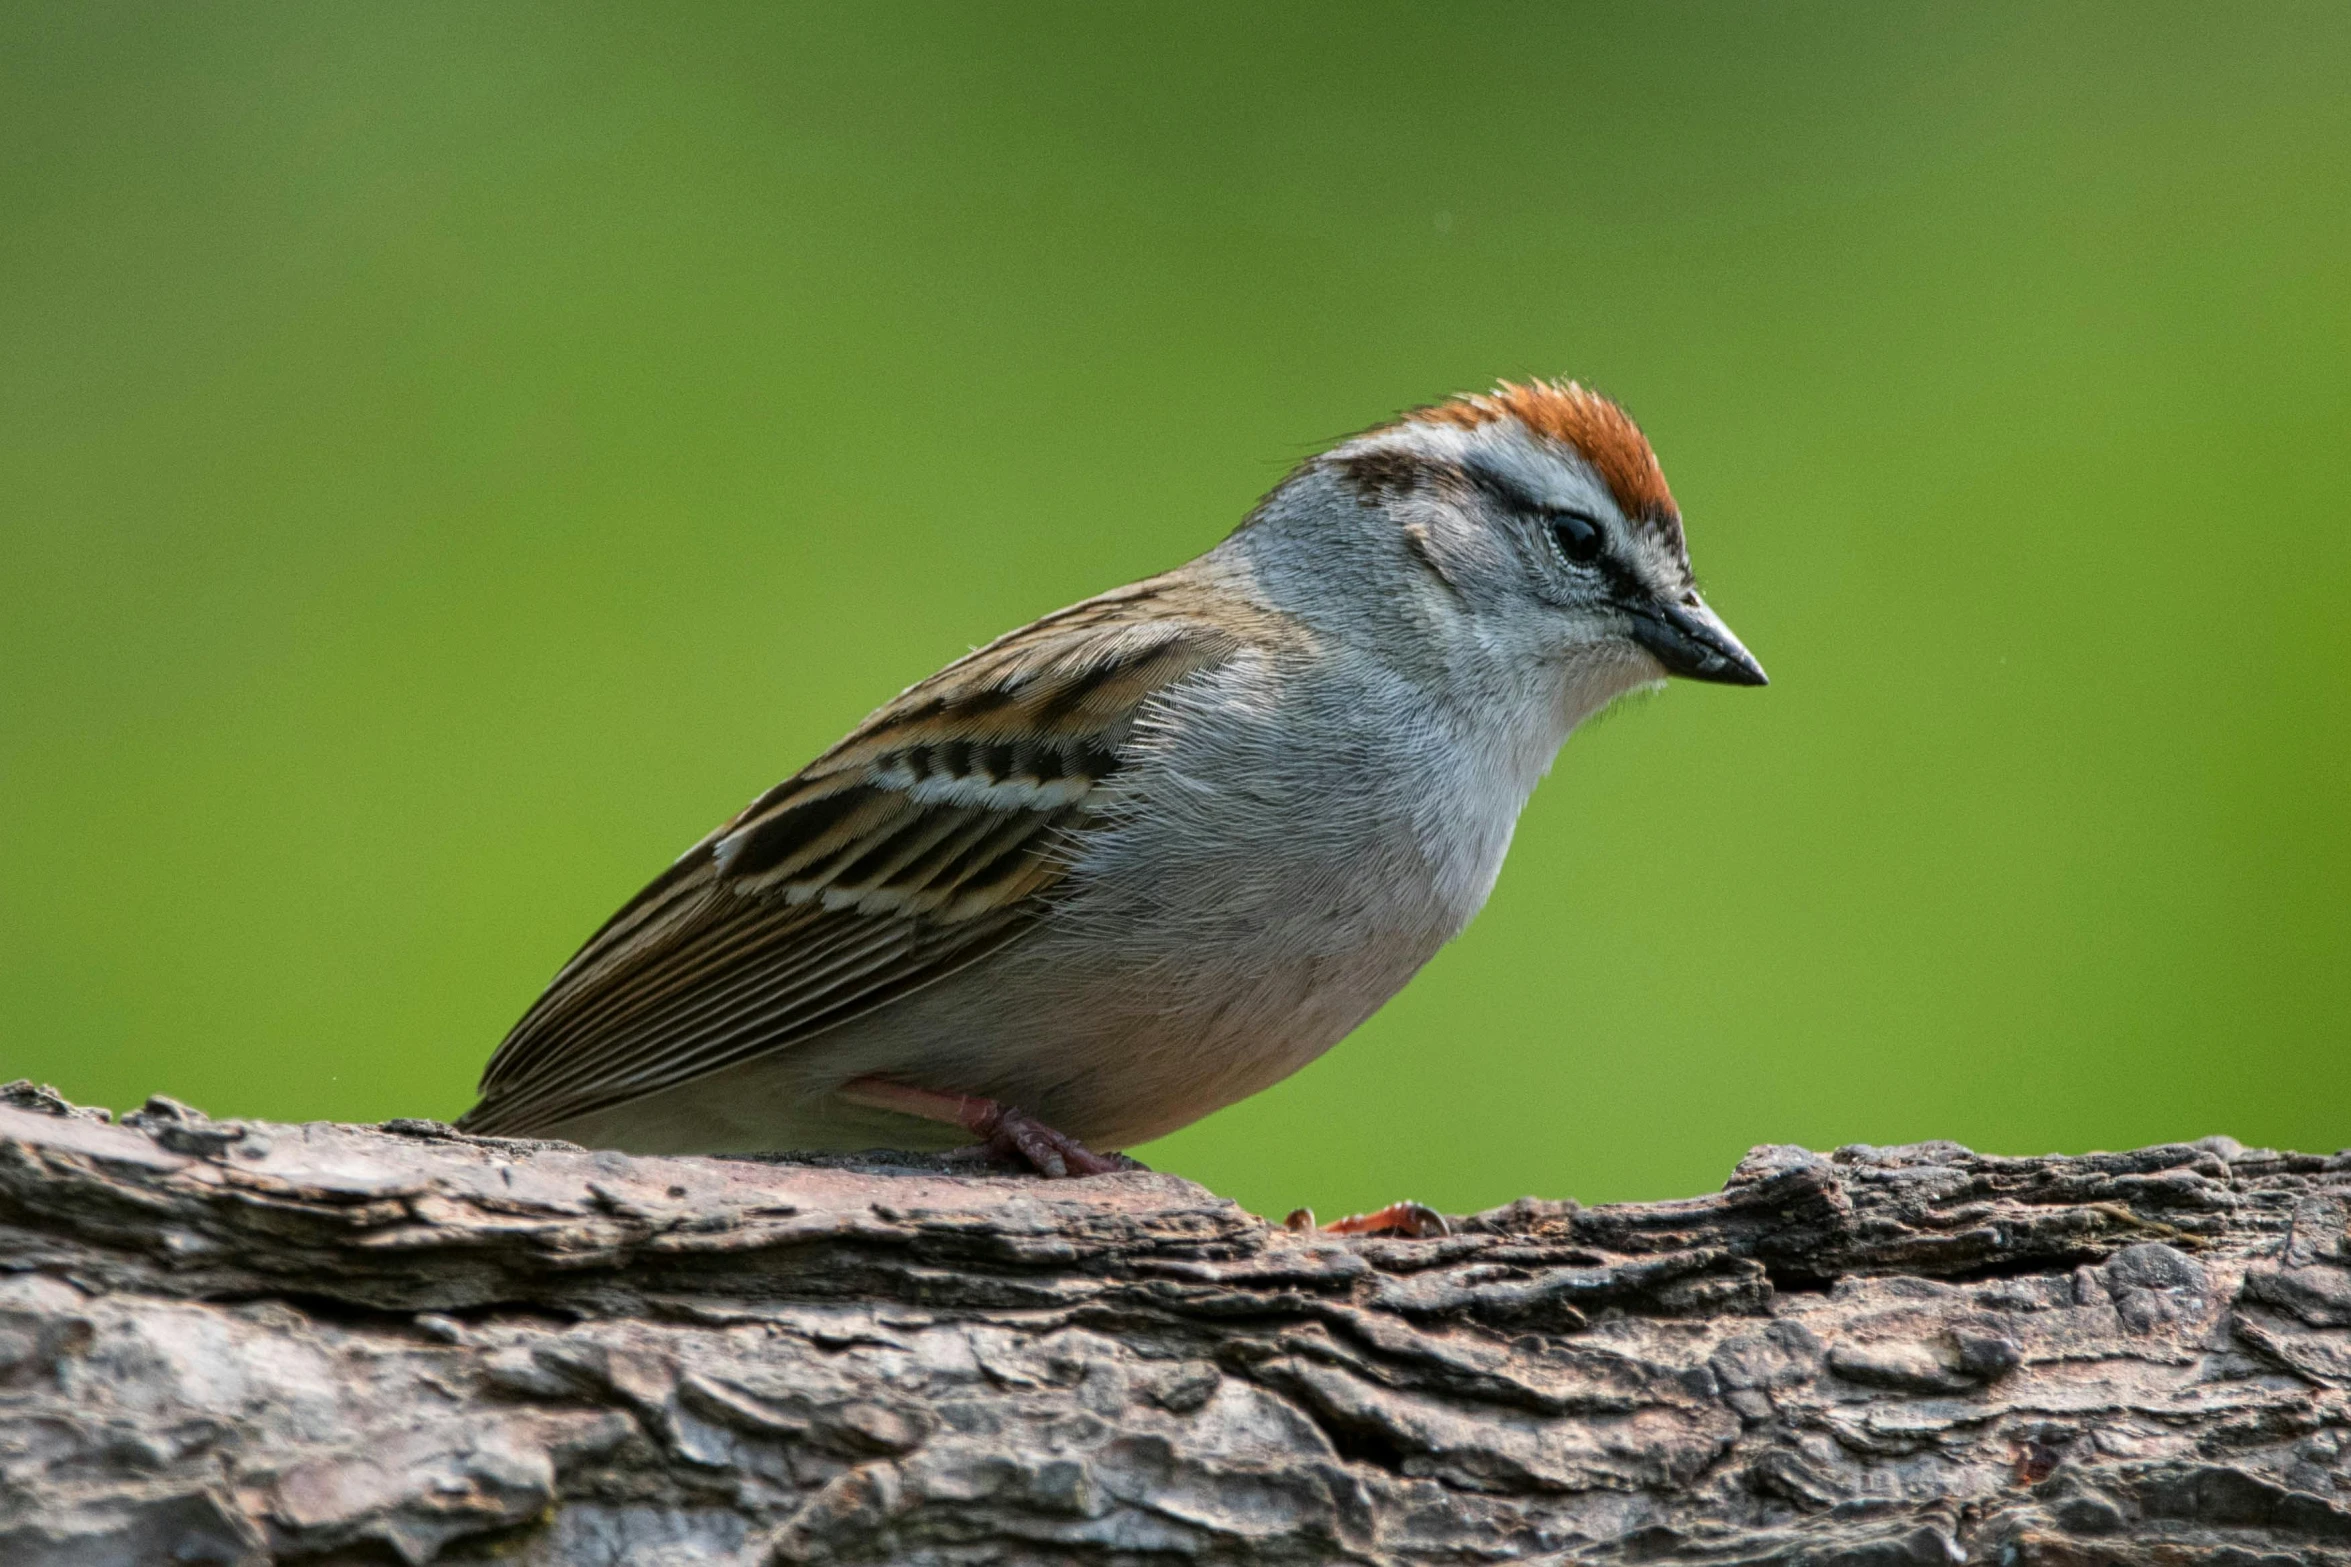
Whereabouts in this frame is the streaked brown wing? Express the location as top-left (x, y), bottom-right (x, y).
top-left (459, 580), bottom-right (1246, 1137)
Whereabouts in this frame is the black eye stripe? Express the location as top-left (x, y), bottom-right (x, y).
top-left (1463, 466), bottom-right (1614, 569)
top-left (1460, 463), bottom-right (1651, 601)
top-left (1463, 466), bottom-right (1549, 516)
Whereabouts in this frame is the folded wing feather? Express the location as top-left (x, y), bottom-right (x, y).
top-left (459, 579), bottom-right (1248, 1137)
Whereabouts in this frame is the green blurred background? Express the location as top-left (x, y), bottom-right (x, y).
top-left (5, 4), bottom-right (2347, 1219)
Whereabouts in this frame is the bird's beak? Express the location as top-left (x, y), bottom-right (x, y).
top-left (1627, 592), bottom-right (1768, 687)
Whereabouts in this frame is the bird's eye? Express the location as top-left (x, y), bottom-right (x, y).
top-left (1547, 511), bottom-right (1604, 565)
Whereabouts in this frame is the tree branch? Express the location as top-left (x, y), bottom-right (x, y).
top-left (4, 1084), bottom-right (2350, 1565)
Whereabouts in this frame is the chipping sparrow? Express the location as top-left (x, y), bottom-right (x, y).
top-left (460, 380), bottom-right (1766, 1176)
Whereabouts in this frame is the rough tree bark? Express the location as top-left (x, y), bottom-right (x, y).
top-left (4, 1085), bottom-right (2351, 1566)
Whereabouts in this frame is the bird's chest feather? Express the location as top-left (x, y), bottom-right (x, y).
top-left (1061, 651), bottom-right (1561, 978)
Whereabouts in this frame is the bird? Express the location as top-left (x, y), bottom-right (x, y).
top-left (458, 379), bottom-right (1766, 1178)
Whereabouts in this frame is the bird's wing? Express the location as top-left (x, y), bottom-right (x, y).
top-left (460, 578), bottom-right (1260, 1137)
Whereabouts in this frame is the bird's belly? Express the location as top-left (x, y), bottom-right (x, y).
top-left (924, 914), bottom-right (1455, 1147)
top-left (538, 896), bottom-right (1451, 1157)
top-left (931, 792), bottom-right (1482, 1145)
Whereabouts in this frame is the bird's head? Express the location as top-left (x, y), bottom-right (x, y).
top-left (1229, 379), bottom-right (1765, 704)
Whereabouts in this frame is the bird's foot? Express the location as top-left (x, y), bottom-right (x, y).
top-left (839, 1075), bottom-right (1124, 1178)
top-left (972, 1103), bottom-right (1125, 1178)
top-left (1283, 1202), bottom-right (1451, 1238)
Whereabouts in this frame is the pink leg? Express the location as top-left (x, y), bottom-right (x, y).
top-left (838, 1076), bottom-right (1123, 1178)
top-left (1284, 1202), bottom-right (1451, 1238)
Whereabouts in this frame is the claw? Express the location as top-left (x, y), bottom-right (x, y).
top-left (838, 1075), bottom-right (1122, 1178)
top-left (980, 1103), bottom-right (1122, 1177)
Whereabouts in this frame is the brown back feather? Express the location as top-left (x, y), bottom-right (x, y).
top-left (460, 575), bottom-right (1268, 1136)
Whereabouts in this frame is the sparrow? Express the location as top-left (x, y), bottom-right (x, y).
top-left (458, 380), bottom-right (1766, 1177)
